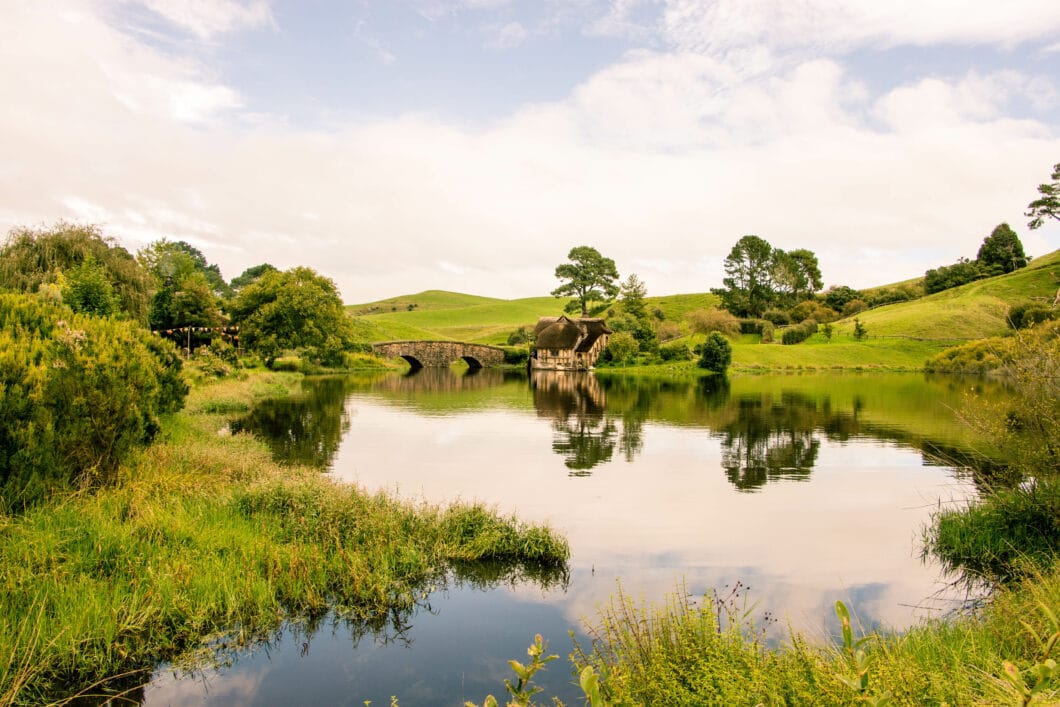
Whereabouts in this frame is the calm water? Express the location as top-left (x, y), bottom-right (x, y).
top-left (145, 369), bottom-right (1007, 705)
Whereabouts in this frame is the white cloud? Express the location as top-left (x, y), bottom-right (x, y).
top-left (0, 1), bottom-right (1057, 304)
top-left (125, 0), bottom-right (276, 39)
top-left (487, 21), bottom-right (529, 49)
top-left (656, 0), bottom-right (1060, 55)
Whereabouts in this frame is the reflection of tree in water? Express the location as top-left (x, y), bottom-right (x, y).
top-left (718, 392), bottom-right (821, 492)
top-left (94, 560), bottom-right (569, 705)
top-left (231, 376), bottom-right (355, 469)
top-left (532, 371), bottom-right (618, 474)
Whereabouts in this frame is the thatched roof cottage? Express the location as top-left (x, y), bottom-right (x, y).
top-left (531, 316), bottom-right (611, 371)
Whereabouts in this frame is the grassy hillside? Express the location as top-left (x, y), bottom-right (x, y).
top-left (346, 250), bottom-right (1058, 370)
top-left (834, 249), bottom-right (1059, 340)
top-left (347, 290), bottom-right (503, 316)
top-left (353, 295), bottom-right (568, 344)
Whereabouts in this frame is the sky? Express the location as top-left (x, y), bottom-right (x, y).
top-left (2, 0), bottom-right (1059, 303)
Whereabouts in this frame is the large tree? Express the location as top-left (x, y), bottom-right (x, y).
top-left (551, 246), bottom-right (620, 316)
top-left (229, 266), bottom-right (353, 368)
top-left (1026, 161), bottom-right (1060, 230)
top-left (977, 223), bottom-right (1028, 274)
top-left (713, 235), bottom-right (774, 318)
top-left (138, 239), bottom-right (231, 300)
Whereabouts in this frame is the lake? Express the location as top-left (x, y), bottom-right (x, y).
top-left (143, 369), bottom-right (1004, 705)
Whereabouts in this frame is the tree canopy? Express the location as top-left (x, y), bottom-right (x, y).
top-left (0, 222), bottom-right (153, 323)
top-left (1026, 161), bottom-right (1060, 230)
top-left (551, 246), bottom-right (620, 316)
top-left (977, 223), bottom-right (1028, 274)
top-left (712, 236), bottom-right (821, 318)
top-left (229, 266), bottom-right (353, 368)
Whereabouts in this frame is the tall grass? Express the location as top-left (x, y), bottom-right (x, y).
top-left (560, 571), bottom-right (1060, 705)
top-left (0, 371), bottom-right (568, 704)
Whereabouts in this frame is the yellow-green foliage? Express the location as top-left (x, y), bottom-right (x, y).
top-left (925, 320), bottom-right (1060, 374)
top-left (0, 294), bottom-right (187, 510)
top-left (0, 372), bottom-right (568, 704)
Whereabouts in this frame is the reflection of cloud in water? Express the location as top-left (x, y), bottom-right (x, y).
top-left (333, 398), bottom-right (977, 635)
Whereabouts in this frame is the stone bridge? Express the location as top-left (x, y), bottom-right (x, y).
top-left (371, 340), bottom-right (506, 370)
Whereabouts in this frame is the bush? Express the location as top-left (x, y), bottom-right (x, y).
top-left (688, 309), bottom-right (740, 337)
top-left (761, 309), bottom-right (790, 326)
top-left (656, 321), bottom-right (682, 342)
top-left (760, 320), bottom-right (775, 343)
top-left (788, 300), bottom-right (837, 324)
top-left (501, 346), bottom-right (529, 365)
top-left (924, 258), bottom-right (984, 294)
top-left (865, 284), bottom-right (922, 307)
top-left (604, 331), bottom-right (639, 364)
top-left (0, 294), bottom-right (187, 510)
top-left (841, 298), bottom-right (868, 316)
top-left (507, 327), bottom-right (532, 345)
top-left (823, 285), bottom-right (860, 311)
top-left (658, 342), bottom-right (693, 361)
top-left (1008, 302), bottom-right (1059, 330)
top-left (697, 333), bottom-right (732, 373)
top-left (781, 319), bottom-right (818, 345)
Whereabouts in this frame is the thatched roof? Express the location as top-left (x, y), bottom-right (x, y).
top-left (535, 316), bottom-right (612, 352)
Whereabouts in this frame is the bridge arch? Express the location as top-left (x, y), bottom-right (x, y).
top-left (371, 341), bottom-right (505, 369)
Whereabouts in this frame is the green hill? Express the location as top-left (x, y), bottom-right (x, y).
top-left (834, 249), bottom-right (1059, 340)
top-left (346, 250), bottom-right (1058, 370)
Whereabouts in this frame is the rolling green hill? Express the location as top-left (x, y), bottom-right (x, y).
top-left (346, 250), bottom-right (1058, 370)
top-left (833, 249), bottom-right (1059, 340)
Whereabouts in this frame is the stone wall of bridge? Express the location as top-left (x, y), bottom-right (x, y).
top-left (371, 340), bottom-right (506, 369)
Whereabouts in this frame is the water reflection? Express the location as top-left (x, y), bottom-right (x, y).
top-left (144, 370), bottom-right (1021, 705)
top-left (230, 376), bottom-right (356, 469)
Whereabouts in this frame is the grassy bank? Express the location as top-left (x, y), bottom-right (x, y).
top-left (559, 566), bottom-right (1059, 706)
top-left (0, 370), bottom-right (568, 704)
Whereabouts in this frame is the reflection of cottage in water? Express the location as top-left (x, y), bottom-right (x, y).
top-left (531, 316), bottom-right (611, 371)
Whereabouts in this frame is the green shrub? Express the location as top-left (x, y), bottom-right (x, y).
top-left (697, 332), bottom-right (732, 373)
top-left (781, 319), bottom-right (818, 345)
top-left (762, 309), bottom-right (791, 326)
top-left (0, 294), bottom-right (187, 510)
top-left (841, 298), bottom-right (868, 316)
top-left (1008, 302), bottom-right (1059, 330)
top-left (925, 258), bottom-right (984, 294)
top-left (605, 331), bottom-right (639, 364)
top-left (658, 342), bottom-right (692, 361)
top-left (688, 309), bottom-right (740, 337)
top-left (501, 346), bottom-right (529, 365)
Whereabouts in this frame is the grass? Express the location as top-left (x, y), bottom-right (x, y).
top-left (0, 371), bottom-right (568, 704)
top-left (566, 567), bottom-right (1060, 706)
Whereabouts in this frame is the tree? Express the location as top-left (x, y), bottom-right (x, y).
top-left (853, 317), bottom-right (867, 341)
top-left (787, 249), bottom-right (823, 300)
top-left (138, 239), bottom-right (231, 299)
top-left (977, 223), bottom-right (1028, 274)
top-left (551, 246), bottom-right (620, 316)
top-left (604, 331), bottom-right (639, 364)
top-left (697, 332), bottom-right (732, 373)
top-left (619, 273), bottom-right (648, 321)
top-left (61, 255), bottom-right (118, 316)
top-left (0, 222), bottom-right (153, 323)
top-left (230, 263), bottom-right (278, 292)
top-left (712, 235), bottom-right (774, 318)
top-left (229, 266), bottom-right (353, 368)
top-left (1026, 161), bottom-right (1060, 230)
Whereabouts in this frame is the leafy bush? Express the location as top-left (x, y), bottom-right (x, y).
top-left (697, 333), bottom-right (732, 373)
top-left (823, 285), bottom-right (860, 311)
top-left (781, 319), bottom-right (818, 345)
top-left (501, 346), bottom-right (529, 365)
top-left (0, 294), bottom-right (187, 510)
top-left (1008, 302), bottom-right (1059, 330)
top-left (656, 321), bottom-right (682, 341)
top-left (506, 326), bottom-right (532, 345)
top-left (658, 342), bottom-right (693, 361)
top-left (688, 309), bottom-right (740, 337)
top-left (865, 284), bottom-right (922, 308)
top-left (925, 258), bottom-right (984, 294)
top-left (604, 331), bottom-right (639, 364)
top-left (841, 299), bottom-right (868, 316)
top-left (761, 309), bottom-right (790, 326)
top-left (788, 300), bottom-right (837, 323)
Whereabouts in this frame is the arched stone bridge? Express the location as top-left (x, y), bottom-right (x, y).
top-left (371, 340), bottom-right (506, 370)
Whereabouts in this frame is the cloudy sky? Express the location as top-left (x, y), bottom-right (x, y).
top-left (2, 0), bottom-right (1059, 302)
